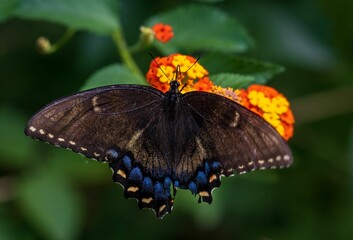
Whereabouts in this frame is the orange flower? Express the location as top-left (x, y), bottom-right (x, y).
top-left (239, 84), bottom-right (295, 140)
top-left (152, 23), bottom-right (174, 43)
top-left (146, 54), bottom-right (211, 93)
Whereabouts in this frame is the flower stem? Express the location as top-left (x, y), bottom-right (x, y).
top-left (37, 28), bottom-right (76, 54)
top-left (112, 30), bottom-right (144, 80)
top-left (51, 28), bottom-right (76, 53)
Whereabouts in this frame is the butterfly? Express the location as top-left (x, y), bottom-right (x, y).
top-left (25, 73), bottom-right (293, 218)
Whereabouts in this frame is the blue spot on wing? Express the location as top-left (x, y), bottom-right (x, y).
top-left (154, 182), bottom-right (165, 200)
top-left (174, 180), bottom-right (179, 188)
top-left (189, 182), bottom-right (197, 194)
top-left (164, 177), bottom-right (172, 189)
top-left (123, 155), bottom-right (132, 171)
top-left (129, 167), bottom-right (143, 183)
top-left (142, 177), bottom-right (153, 193)
top-left (107, 149), bottom-right (119, 160)
top-left (196, 171), bottom-right (207, 186)
top-left (211, 161), bottom-right (221, 170)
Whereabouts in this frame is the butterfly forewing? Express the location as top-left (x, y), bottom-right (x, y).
top-left (25, 85), bottom-right (164, 161)
top-left (182, 91), bottom-right (293, 176)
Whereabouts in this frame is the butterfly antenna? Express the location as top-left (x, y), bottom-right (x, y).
top-left (179, 56), bottom-right (201, 92)
top-left (178, 56), bottom-right (200, 81)
top-left (148, 52), bottom-right (171, 82)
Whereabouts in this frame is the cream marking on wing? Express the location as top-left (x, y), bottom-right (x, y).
top-left (159, 205), bottom-right (166, 213)
top-left (92, 96), bottom-right (99, 106)
top-left (126, 130), bottom-right (143, 150)
top-left (209, 174), bottom-right (217, 183)
top-left (268, 158), bottom-right (274, 163)
top-left (230, 111), bottom-right (240, 127)
top-left (199, 191), bottom-right (209, 197)
top-left (276, 155), bottom-right (282, 161)
top-left (238, 165), bottom-right (245, 170)
top-left (69, 141), bottom-right (76, 145)
top-left (29, 126), bottom-right (36, 132)
top-left (94, 152), bottom-right (100, 157)
top-left (248, 161), bottom-right (254, 166)
top-left (284, 155), bottom-right (290, 161)
top-left (92, 96), bottom-right (102, 113)
top-left (127, 186), bottom-right (139, 192)
top-left (195, 137), bottom-right (207, 159)
top-left (58, 138), bottom-right (65, 142)
top-left (93, 106), bottom-right (101, 113)
top-left (80, 147), bottom-right (87, 151)
top-left (39, 129), bottom-right (45, 135)
top-left (239, 171), bottom-right (247, 174)
top-left (117, 169), bottom-right (126, 178)
top-left (258, 160), bottom-right (265, 165)
top-left (48, 134), bottom-right (54, 138)
top-left (142, 197), bottom-right (153, 204)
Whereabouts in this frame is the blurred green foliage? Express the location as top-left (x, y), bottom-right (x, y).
top-left (1, 0), bottom-right (353, 239)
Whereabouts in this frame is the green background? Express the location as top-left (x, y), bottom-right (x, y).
top-left (1, 0), bottom-right (353, 239)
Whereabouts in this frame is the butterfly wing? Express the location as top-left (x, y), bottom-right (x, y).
top-left (25, 85), bottom-right (175, 217)
top-left (25, 85), bottom-right (163, 161)
top-left (182, 91), bottom-right (293, 174)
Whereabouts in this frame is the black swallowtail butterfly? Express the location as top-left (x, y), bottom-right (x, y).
top-left (25, 76), bottom-right (293, 218)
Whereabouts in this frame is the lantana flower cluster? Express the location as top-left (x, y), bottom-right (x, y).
top-left (146, 54), bottom-right (213, 93)
top-left (239, 85), bottom-right (295, 140)
top-left (146, 53), bottom-right (295, 140)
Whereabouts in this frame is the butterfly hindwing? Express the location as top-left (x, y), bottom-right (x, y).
top-left (182, 91), bottom-right (293, 176)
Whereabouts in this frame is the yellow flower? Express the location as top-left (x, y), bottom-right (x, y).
top-left (156, 65), bottom-right (174, 83)
top-left (239, 84), bottom-right (295, 141)
top-left (271, 96), bottom-right (289, 114)
top-left (172, 55), bottom-right (192, 72)
top-left (187, 63), bottom-right (207, 79)
top-left (275, 124), bottom-right (285, 137)
top-left (258, 96), bottom-right (272, 112)
top-left (263, 113), bottom-right (280, 127)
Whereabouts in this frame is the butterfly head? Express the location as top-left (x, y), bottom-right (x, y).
top-left (169, 81), bottom-right (180, 94)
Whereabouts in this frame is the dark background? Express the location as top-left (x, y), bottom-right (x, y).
top-left (1, 0), bottom-right (353, 239)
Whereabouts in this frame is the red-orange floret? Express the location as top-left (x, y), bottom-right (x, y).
top-left (152, 23), bottom-right (174, 43)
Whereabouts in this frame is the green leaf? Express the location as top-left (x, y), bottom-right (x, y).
top-left (0, 206), bottom-right (35, 240)
top-left (17, 170), bottom-right (82, 240)
top-left (13, 0), bottom-right (120, 34)
top-left (194, 0), bottom-right (224, 3)
top-left (200, 53), bottom-right (284, 84)
top-left (209, 73), bottom-right (256, 89)
top-left (0, 0), bottom-right (18, 22)
top-left (81, 64), bottom-right (147, 90)
top-left (145, 4), bottom-right (254, 54)
top-left (0, 106), bottom-right (35, 167)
